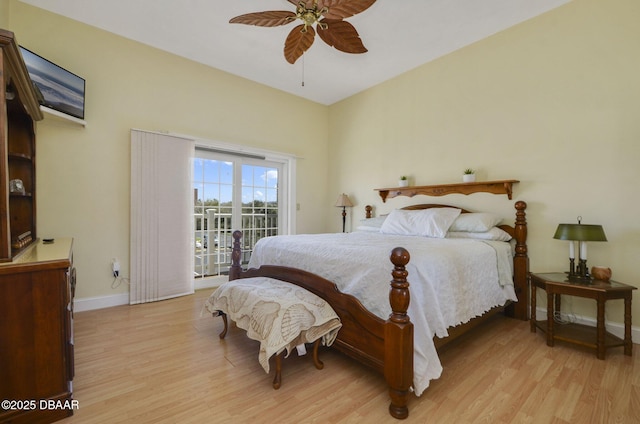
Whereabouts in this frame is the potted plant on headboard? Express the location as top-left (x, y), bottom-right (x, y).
top-left (398, 176), bottom-right (409, 187)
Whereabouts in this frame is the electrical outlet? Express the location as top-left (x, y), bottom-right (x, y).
top-left (111, 258), bottom-right (120, 278)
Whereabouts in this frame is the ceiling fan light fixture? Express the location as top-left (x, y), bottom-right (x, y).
top-left (295, 1), bottom-right (327, 30)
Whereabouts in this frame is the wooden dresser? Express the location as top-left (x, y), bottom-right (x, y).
top-left (0, 238), bottom-right (76, 424)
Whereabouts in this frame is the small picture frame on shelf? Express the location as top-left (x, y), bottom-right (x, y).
top-left (9, 179), bottom-right (25, 194)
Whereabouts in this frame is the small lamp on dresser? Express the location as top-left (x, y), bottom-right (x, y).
top-left (553, 216), bottom-right (607, 282)
top-left (335, 193), bottom-right (353, 233)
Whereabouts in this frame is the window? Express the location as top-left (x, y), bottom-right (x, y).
top-left (192, 143), bottom-right (295, 281)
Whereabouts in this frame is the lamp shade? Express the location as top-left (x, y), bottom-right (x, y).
top-left (553, 223), bottom-right (607, 242)
top-left (335, 193), bottom-right (353, 208)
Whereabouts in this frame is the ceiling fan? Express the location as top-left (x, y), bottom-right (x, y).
top-left (229, 0), bottom-right (377, 64)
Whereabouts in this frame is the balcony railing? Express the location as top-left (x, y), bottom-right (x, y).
top-left (194, 208), bottom-right (277, 278)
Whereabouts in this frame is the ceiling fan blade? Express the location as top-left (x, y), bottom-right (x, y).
top-left (284, 24), bottom-right (316, 64)
top-left (317, 0), bottom-right (376, 20)
top-left (229, 11), bottom-right (296, 27)
top-left (317, 20), bottom-right (367, 54)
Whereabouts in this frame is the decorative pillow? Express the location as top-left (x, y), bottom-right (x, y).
top-left (380, 208), bottom-right (461, 238)
top-left (446, 227), bottom-right (512, 241)
top-left (449, 212), bottom-right (503, 232)
top-left (356, 215), bottom-right (387, 232)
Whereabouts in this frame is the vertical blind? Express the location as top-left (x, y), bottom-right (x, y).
top-left (130, 129), bottom-right (194, 304)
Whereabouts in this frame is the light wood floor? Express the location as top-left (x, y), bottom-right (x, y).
top-left (58, 290), bottom-right (640, 424)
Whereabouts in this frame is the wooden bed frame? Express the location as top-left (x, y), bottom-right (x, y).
top-left (228, 201), bottom-right (528, 419)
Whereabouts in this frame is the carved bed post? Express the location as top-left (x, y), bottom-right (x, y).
top-left (511, 201), bottom-right (529, 320)
top-left (230, 230), bottom-right (243, 281)
top-left (365, 205), bottom-right (373, 219)
top-left (385, 247), bottom-right (413, 420)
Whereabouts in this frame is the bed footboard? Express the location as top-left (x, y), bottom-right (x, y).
top-left (229, 231), bottom-right (414, 419)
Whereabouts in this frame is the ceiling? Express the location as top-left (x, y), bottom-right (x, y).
top-left (19, 0), bottom-right (570, 105)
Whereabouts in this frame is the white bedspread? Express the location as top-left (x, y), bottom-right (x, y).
top-left (247, 232), bottom-right (517, 396)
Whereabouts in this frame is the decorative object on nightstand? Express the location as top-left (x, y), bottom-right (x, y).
top-left (335, 193), bottom-right (353, 233)
top-left (398, 176), bottom-right (409, 187)
top-left (553, 217), bottom-right (607, 282)
top-left (462, 168), bottom-right (476, 183)
top-left (591, 266), bottom-right (612, 282)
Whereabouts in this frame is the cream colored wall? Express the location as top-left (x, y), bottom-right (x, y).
top-left (0, 0), bottom-right (9, 28)
top-left (328, 0), bottom-right (640, 327)
top-left (8, 1), bottom-right (329, 300)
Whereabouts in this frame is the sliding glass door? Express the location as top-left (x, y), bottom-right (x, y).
top-left (193, 149), bottom-right (284, 278)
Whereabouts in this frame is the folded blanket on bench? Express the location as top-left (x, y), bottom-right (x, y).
top-left (204, 277), bottom-right (342, 373)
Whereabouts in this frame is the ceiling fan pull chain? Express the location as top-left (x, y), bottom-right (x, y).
top-left (301, 55), bottom-right (305, 87)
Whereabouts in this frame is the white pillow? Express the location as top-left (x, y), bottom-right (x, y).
top-left (446, 227), bottom-right (512, 241)
top-left (449, 212), bottom-right (503, 232)
top-left (356, 216), bottom-right (387, 232)
top-left (380, 208), bottom-right (461, 238)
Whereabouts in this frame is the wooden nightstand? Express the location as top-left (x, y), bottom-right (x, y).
top-left (530, 272), bottom-right (636, 359)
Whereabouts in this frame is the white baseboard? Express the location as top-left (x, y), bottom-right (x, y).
top-left (534, 307), bottom-right (640, 344)
top-left (73, 276), bottom-right (226, 312)
top-left (194, 275), bottom-right (226, 291)
top-left (73, 293), bottom-right (129, 312)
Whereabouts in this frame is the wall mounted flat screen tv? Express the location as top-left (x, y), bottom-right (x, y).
top-left (19, 46), bottom-right (85, 120)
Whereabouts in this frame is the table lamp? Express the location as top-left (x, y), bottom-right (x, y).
top-left (335, 194), bottom-right (353, 233)
top-left (553, 216), bottom-right (607, 282)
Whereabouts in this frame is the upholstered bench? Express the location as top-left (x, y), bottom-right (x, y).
top-left (203, 276), bottom-right (342, 389)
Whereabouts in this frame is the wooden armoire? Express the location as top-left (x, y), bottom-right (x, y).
top-left (0, 29), bottom-right (76, 424)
